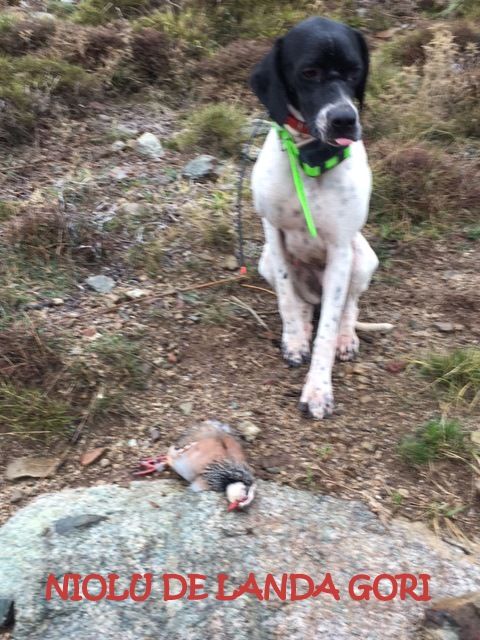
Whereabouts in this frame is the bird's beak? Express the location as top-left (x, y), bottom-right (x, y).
top-left (227, 500), bottom-right (241, 512)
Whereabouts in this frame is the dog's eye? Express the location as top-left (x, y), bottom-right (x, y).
top-left (302, 68), bottom-right (322, 80)
top-left (346, 69), bottom-right (361, 82)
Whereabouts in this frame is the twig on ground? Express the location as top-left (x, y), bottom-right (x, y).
top-left (228, 296), bottom-right (270, 330)
top-left (70, 385), bottom-right (105, 445)
top-left (241, 283), bottom-right (276, 296)
top-left (0, 431), bottom-right (52, 436)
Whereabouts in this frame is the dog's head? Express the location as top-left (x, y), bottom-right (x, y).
top-left (250, 17), bottom-right (369, 145)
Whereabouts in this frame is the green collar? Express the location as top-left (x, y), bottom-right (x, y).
top-left (273, 124), bottom-right (352, 237)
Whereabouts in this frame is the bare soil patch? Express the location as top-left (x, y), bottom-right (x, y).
top-left (1, 99), bottom-right (479, 548)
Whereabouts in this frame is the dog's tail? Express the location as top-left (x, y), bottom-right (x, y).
top-left (355, 321), bottom-right (394, 333)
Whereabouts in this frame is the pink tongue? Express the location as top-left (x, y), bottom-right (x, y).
top-left (335, 137), bottom-right (354, 146)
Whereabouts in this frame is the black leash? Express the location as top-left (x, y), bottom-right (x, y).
top-left (235, 118), bottom-right (267, 274)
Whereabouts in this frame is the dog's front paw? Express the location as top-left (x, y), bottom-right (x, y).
top-left (282, 333), bottom-right (311, 367)
top-left (336, 332), bottom-right (359, 362)
top-left (299, 382), bottom-right (334, 419)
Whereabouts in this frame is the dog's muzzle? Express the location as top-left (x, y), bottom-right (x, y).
top-left (315, 103), bottom-right (361, 145)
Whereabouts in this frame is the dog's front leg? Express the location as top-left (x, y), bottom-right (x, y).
top-left (261, 220), bottom-right (313, 366)
top-left (300, 244), bottom-right (353, 419)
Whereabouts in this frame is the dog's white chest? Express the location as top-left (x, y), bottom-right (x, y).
top-left (251, 129), bottom-right (372, 252)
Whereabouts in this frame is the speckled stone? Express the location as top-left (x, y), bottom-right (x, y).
top-left (182, 155), bottom-right (218, 180)
top-left (0, 481), bottom-right (479, 639)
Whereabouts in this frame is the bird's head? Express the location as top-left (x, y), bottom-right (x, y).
top-left (226, 481), bottom-right (256, 512)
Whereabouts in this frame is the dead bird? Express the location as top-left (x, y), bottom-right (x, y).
top-left (134, 420), bottom-right (256, 511)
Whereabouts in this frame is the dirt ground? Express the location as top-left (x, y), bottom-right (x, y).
top-left (0, 98), bottom-right (479, 547)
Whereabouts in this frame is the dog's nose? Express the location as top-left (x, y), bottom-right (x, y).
top-left (329, 106), bottom-right (357, 130)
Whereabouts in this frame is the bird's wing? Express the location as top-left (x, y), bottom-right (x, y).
top-left (173, 420), bottom-right (231, 449)
top-left (168, 438), bottom-right (230, 482)
top-left (219, 433), bottom-right (246, 464)
top-left (168, 421), bottom-right (246, 484)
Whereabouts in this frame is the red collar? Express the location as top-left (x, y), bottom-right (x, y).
top-left (284, 114), bottom-right (310, 136)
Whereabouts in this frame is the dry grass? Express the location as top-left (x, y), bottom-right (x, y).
top-left (370, 143), bottom-right (479, 232)
top-left (0, 53), bottom-right (98, 143)
top-left (0, 322), bottom-right (149, 438)
top-left (0, 11), bottom-right (56, 55)
top-left (367, 29), bottom-right (480, 140)
top-left (383, 20), bottom-right (479, 67)
top-left (89, 333), bottom-right (150, 389)
top-left (0, 322), bottom-right (72, 438)
top-left (3, 199), bottom-right (109, 264)
top-left (130, 27), bottom-right (172, 81)
top-left (127, 237), bottom-right (166, 276)
top-left (5, 207), bottom-right (71, 261)
top-left (0, 323), bottom-right (63, 387)
top-left (195, 39), bottom-right (271, 103)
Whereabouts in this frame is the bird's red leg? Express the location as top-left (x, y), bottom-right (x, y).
top-left (133, 454), bottom-right (169, 476)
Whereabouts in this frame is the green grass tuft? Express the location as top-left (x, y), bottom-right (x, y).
top-left (399, 418), bottom-right (466, 465)
top-left (90, 334), bottom-right (149, 389)
top-left (415, 348), bottom-right (480, 405)
top-left (465, 224), bottom-right (480, 240)
top-left (47, 0), bottom-right (77, 18)
top-left (74, 0), bottom-right (152, 25)
top-left (176, 104), bottom-right (247, 156)
top-left (134, 8), bottom-right (211, 54)
top-left (0, 382), bottom-right (73, 437)
top-left (0, 200), bottom-right (19, 220)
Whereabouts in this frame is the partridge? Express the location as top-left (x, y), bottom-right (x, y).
top-left (134, 420), bottom-right (256, 511)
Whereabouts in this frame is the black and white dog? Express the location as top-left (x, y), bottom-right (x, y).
top-left (250, 17), bottom-right (387, 419)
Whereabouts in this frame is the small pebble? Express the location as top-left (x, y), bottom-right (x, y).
top-left (179, 402), bottom-right (193, 416)
top-left (237, 420), bottom-right (261, 443)
top-left (9, 489), bottom-right (23, 504)
top-left (361, 440), bottom-right (376, 453)
top-left (221, 255), bottom-right (238, 271)
top-left (125, 288), bottom-right (148, 300)
top-left (111, 140), bottom-right (126, 152)
top-left (359, 394), bottom-right (373, 404)
top-left (150, 428), bottom-right (161, 443)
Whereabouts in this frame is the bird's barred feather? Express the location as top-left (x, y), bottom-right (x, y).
top-left (202, 459), bottom-right (255, 492)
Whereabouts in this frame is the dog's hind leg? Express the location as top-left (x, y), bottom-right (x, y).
top-left (260, 221), bottom-right (313, 367)
top-left (336, 233), bottom-right (379, 361)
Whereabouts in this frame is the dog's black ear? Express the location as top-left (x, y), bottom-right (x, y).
top-left (353, 29), bottom-right (369, 110)
top-left (250, 38), bottom-right (289, 125)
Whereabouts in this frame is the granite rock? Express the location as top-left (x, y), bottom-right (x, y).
top-left (0, 481), bottom-right (479, 639)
